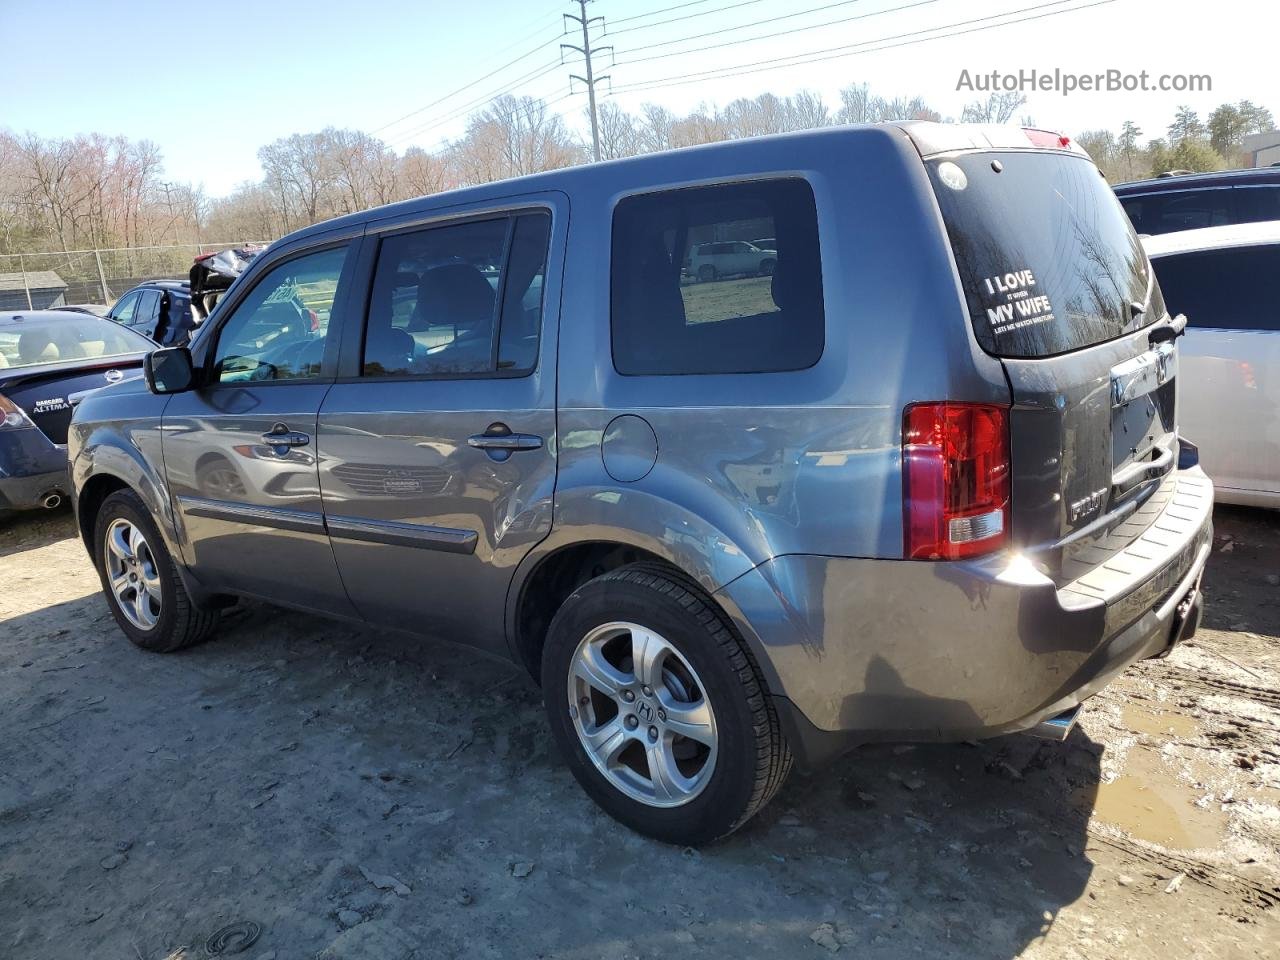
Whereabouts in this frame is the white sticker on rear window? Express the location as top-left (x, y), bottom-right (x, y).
top-left (981, 268), bottom-right (1055, 335)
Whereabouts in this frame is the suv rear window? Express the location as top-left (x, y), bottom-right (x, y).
top-left (929, 151), bottom-right (1158, 358)
top-left (611, 178), bottom-right (824, 376)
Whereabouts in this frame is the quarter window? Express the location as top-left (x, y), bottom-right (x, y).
top-left (611, 178), bottom-right (824, 376)
top-left (361, 212), bottom-right (550, 378)
top-left (212, 245), bottom-right (347, 383)
top-left (110, 291), bottom-right (140, 324)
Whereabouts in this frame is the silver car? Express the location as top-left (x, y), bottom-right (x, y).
top-left (1142, 222), bottom-right (1280, 508)
top-left (68, 123), bottom-right (1213, 844)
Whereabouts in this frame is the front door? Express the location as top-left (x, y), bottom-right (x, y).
top-left (164, 242), bottom-right (357, 616)
top-left (317, 204), bottom-right (561, 652)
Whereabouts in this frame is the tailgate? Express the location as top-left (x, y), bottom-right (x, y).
top-left (925, 144), bottom-right (1190, 582)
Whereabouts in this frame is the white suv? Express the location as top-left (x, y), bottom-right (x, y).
top-left (686, 240), bottom-right (777, 282)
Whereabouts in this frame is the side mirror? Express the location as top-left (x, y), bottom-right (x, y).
top-left (144, 346), bottom-right (196, 394)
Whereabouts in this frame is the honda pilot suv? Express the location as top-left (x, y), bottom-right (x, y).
top-left (68, 123), bottom-right (1212, 845)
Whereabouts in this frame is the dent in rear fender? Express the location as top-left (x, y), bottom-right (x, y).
top-left (714, 553), bottom-right (1106, 734)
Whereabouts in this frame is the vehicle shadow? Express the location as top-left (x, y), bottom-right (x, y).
top-left (0, 504), bottom-right (77, 559)
top-left (0, 579), bottom-right (1101, 960)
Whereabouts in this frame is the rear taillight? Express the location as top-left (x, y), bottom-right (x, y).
top-left (902, 402), bottom-right (1011, 560)
top-left (0, 393), bottom-right (34, 431)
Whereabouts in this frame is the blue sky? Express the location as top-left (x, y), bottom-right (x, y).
top-left (2, 0), bottom-right (1270, 196)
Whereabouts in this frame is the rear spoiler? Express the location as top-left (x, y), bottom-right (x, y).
top-left (896, 121), bottom-right (1090, 160)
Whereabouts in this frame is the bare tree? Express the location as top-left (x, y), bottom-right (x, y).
top-left (961, 92), bottom-right (1027, 124)
top-left (593, 101), bottom-right (643, 160)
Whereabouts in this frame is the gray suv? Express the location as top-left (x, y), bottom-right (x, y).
top-left (68, 123), bottom-right (1213, 845)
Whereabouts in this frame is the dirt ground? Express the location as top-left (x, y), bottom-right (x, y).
top-left (1, 506), bottom-right (1277, 960)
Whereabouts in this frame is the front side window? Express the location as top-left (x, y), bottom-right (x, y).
top-left (212, 245), bottom-right (347, 383)
top-left (110, 291), bottom-right (140, 324)
top-left (611, 178), bottom-right (825, 376)
top-left (362, 211), bottom-right (550, 378)
top-left (1154, 246), bottom-right (1280, 330)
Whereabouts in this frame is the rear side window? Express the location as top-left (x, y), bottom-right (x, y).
top-left (1120, 189), bottom-right (1235, 236)
top-left (362, 212), bottom-right (550, 378)
top-left (930, 151), bottom-right (1154, 358)
top-left (1153, 246), bottom-right (1280, 331)
top-left (1234, 186), bottom-right (1280, 225)
top-left (611, 178), bottom-right (824, 376)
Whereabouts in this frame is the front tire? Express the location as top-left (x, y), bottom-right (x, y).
top-left (542, 564), bottom-right (791, 844)
top-left (94, 489), bottom-right (219, 652)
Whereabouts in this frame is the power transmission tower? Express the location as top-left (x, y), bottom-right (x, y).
top-left (562, 0), bottom-right (611, 162)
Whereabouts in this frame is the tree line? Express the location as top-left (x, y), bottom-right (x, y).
top-left (1, 86), bottom-right (1273, 257)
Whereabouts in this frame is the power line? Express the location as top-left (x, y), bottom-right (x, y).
top-left (387, 58), bottom-right (566, 146)
top-left (606, 0), bottom-right (767, 35)
top-left (610, 0), bottom-right (1111, 95)
top-left (619, 0), bottom-right (940, 66)
top-left (370, 14), bottom-right (565, 136)
top-left (607, 0), bottom-right (722, 26)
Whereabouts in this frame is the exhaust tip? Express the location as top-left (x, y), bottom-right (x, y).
top-left (41, 492), bottom-right (63, 510)
top-left (1028, 705), bottom-right (1081, 741)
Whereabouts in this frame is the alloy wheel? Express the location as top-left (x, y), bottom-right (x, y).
top-left (104, 518), bottom-right (162, 630)
top-left (567, 621), bottom-right (718, 807)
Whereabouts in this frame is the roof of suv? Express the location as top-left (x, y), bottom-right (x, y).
top-left (275, 122), bottom-right (1088, 252)
top-left (1140, 220), bottom-right (1280, 258)
top-left (133, 279), bottom-right (190, 292)
top-left (1114, 167), bottom-right (1280, 194)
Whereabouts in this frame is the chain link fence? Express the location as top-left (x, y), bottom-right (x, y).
top-left (0, 242), bottom-right (270, 312)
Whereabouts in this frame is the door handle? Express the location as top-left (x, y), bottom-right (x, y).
top-left (467, 424), bottom-right (543, 462)
top-left (467, 434), bottom-right (542, 451)
top-left (261, 422), bottom-right (310, 455)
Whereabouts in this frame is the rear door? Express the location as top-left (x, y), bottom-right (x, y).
top-left (163, 241), bottom-right (358, 616)
top-left (928, 148), bottom-right (1176, 578)
top-left (316, 198), bottom-right (563, 653)
top-left (1152, 243), bottom-right (1280, 499)
top-left (132, 289), bottom-right (162, 340)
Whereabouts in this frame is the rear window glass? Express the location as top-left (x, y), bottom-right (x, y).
top-left (929, 151), bottom-right (1156, 358)
top-left (611, 178), bottom-right (824, 376)
top-left (0, 314), bottom-right (153, 369)
top-left (1152, 246), bottom-right (1280, 331)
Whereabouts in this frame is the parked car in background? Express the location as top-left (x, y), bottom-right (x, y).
top-left (1114, 168), bottom-right (1280, 236)
top-left (106, 280), bottom-right (194, 346)
top-left (70, 123), bottom-right (1212, 844)
top-left (1142, 221), bottom-right (1280, 508)
top-left (686, 240), bottom-right (777, 281)
top-left (0, 311), bottom-right (152, 516)
top-left (53, 304), bottom-right (109, 317)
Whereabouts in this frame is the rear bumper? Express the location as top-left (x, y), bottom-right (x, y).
top-left (0, 429), bottom-right (68, 512)
top-left (716, 465), bottom-right (1213, 768)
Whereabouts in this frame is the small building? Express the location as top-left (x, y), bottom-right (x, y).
top-left (1243, 131), bottom-right (1280, 168)
top-left (0, 270), bottom-right (68, 311)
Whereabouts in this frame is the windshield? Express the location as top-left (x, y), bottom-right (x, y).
top-left (929, 151), bottom-right (1162, 358)
top-left (0, 314), bottom-right (153, 370)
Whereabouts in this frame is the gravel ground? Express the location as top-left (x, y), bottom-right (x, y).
top-left (1, 505), bottom-right (1277, 960)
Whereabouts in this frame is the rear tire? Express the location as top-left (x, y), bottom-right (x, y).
top-left (542, 563), bottom-right (791, 844)
top-left (94, 489), bottom-right (219, 652)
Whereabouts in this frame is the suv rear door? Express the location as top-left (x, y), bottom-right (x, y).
top-left (315, 197), bottom-right (564, 654)
top-left (926, 146), bottom-right (1189, 581)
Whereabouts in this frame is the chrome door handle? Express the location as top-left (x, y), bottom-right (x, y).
top-left (261, 423), bottom-right (310, 453)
